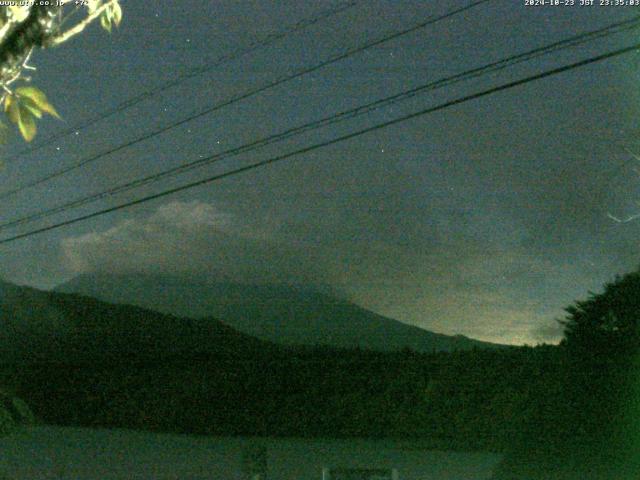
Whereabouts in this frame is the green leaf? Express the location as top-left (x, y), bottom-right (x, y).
top-left (111, 1), bottom-right (122, 27)
top-left (15, 86), bottom-right (60, 119)
top-left (3, 86), bottom-right (60, 142)
top-left (17, 105), bottom-right (36, 142)
top-left (4, 95), bottom-right (14, 115)
top-left (7, 100), bottom-right (37, 142)
top-left (5, 96), bottom-right (20, 125)
top-left (101, 11), bottom-right (112, 32)
top-left (21, 100), bottom-right (43, 119)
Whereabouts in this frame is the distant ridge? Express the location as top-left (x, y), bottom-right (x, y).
top-left (55, 273), bottom-right (504, 352)
top-left (1, 278), bottom-right (520, 442)
top-left (0, 279), bottom-right (271, 365)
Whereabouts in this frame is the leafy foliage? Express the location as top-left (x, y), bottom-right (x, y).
top-left (3, 270), bottom-right (638, 478)
top-left (98, 1), bottom-right (122, 33)
top-left (493, 269), bottom-right (640, 479)
top-left (4, 86), bottom-right (59, 142)
top-left (562, 271), bottom-right (640, 356)
top-left (0, 0), bottom-right (124, 434)
top-left (0, 281), bottom-right (550, 448)
top-left (0, 1), bottom-right (122, 143)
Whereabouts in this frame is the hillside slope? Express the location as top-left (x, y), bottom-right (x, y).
top-left (56, 274), bottom-right (503, 352)
top-left (0, 279), bottom-right (270, 364)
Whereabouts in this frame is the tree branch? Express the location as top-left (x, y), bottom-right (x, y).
top-left (48, 1), bottom-right (117, 47)
top-left (0, 5), bottom-right (60, 82)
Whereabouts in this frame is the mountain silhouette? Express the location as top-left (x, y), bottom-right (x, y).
top-left (1, 278), bottom-right (270, 365)
top-left (55, 273), bottom-right (503, 352)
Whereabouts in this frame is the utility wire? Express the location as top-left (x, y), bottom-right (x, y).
top-left (0, 0), bottom-right (491, 200)
top-left (5, 0), bottom-right (359, 163)
top-left (1, 40), bottom-right (638, 246)
top-left (1, 15), bottom-right (639, 231)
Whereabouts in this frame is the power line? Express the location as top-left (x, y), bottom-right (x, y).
top-left (1, 40), bottom-right (638, 246)
top-left (0, 0), bottom-right (491, 200)
top-left (1, 15), bottom-right (639, 231)
top-left (5, 0), bottom-right (359, 163)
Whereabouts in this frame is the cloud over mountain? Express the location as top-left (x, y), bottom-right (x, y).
top-left (61, 201), bottom-right (327, 286)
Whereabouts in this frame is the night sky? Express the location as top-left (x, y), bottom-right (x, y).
top-left (1, 0), bottom-right (639, 345)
